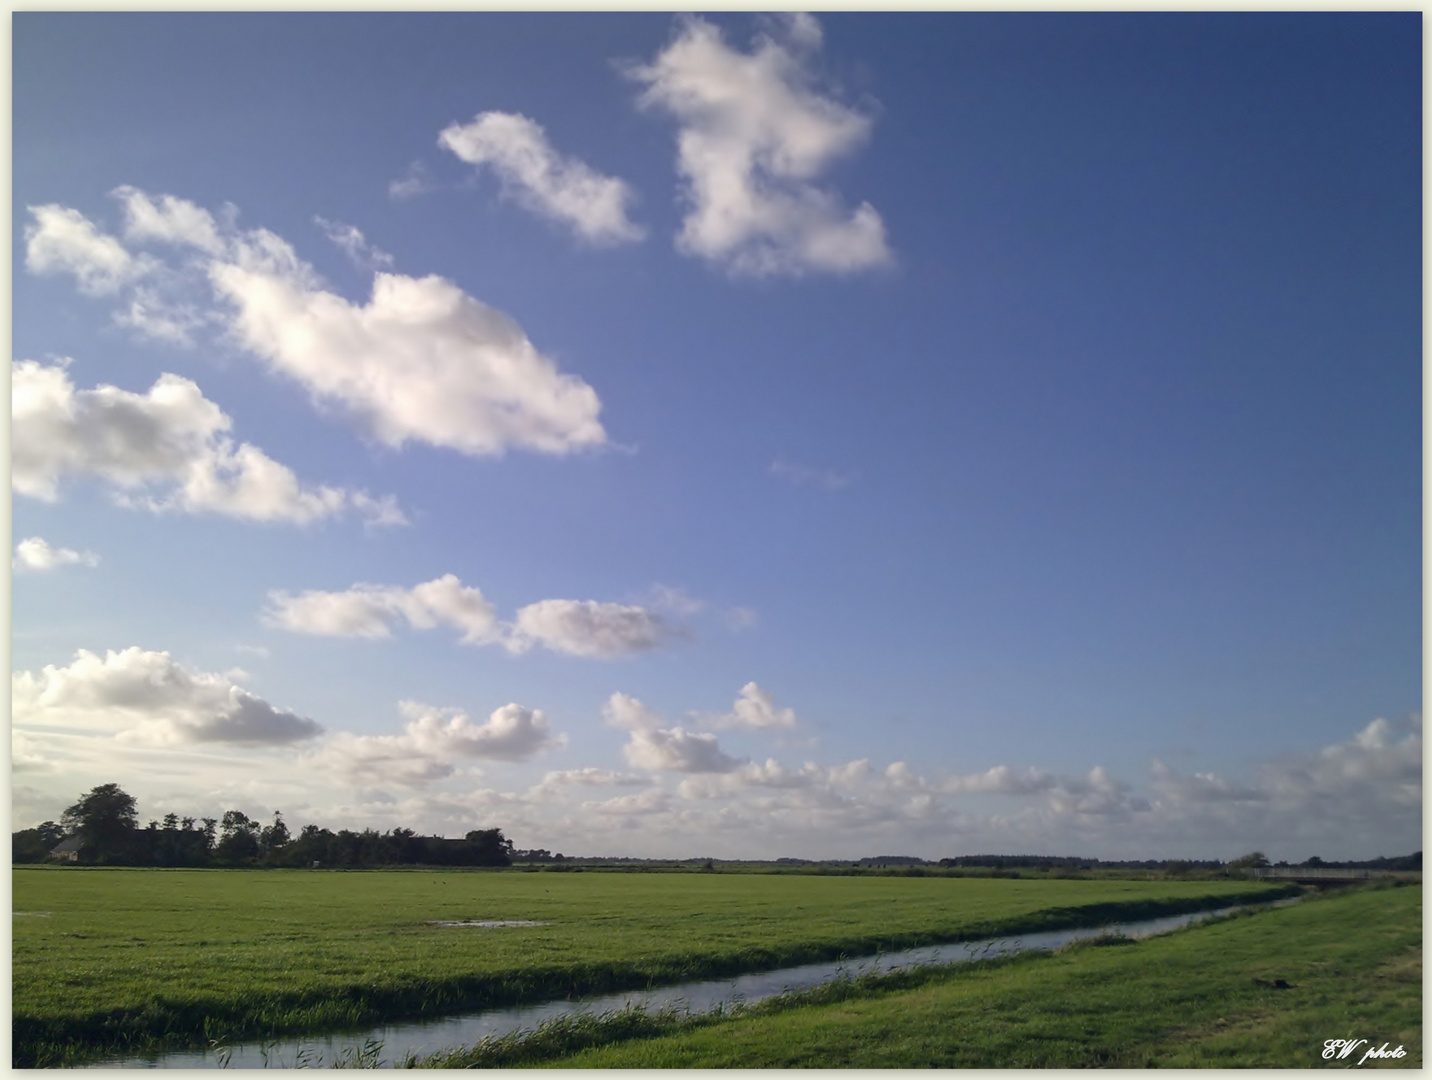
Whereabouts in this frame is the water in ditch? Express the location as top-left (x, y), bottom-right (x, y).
top-left (89, 898), bottom-right (1297, 1068)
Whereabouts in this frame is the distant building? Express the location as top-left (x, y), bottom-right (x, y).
top-left (49, 837), bottom-right (83, 863)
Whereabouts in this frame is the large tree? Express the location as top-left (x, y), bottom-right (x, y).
top-left (61, 783), bottom-right (139, 863)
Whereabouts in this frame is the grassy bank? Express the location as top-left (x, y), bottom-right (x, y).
top-left (12, 867), bottom-right (1289, 1066)
top-left (420, 883), bottom-right (1417, 1069)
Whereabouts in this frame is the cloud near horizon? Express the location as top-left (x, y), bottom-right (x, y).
top-left (6, 708), bottom-right (1419, 863)
top-left (627, 14), bottom-right (891, 277)
top-left (12, 648), bottom-right (323, 746)
top-left (323, 700), bottom-right (566, 786)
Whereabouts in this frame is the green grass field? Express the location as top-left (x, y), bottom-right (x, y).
top-left (419, 884), bottom-right (1421, 1069)
top-left (12, 866), bottom-right (1287, 1066)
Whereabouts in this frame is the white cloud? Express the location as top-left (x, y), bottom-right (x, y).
top-left (603, 691), bottom-right (667, 731)
top-left (112, 287), bottom-right (208, 346)
top-left (530, 768), bottom-right (648, 801)
top-left (769, 458), bottom-right (856, 490)
top-left (26, 190), bottom-right (609, 460)
top-left (940, 764), bottom-right (1058, 797)
top-left (13, 537), bottom-right (99, 572)
top-left (13, 647), bottom-right (323, 746)
top-left (12, 731), bottom-right (56, 774)
top-left (1147, 760), bottom-right (1266, 805)
top-left (1261, 716), bottom-right (1422, 810)
top-left (510, 599), bottom-right (675, 658)
top-left (265, 575), bottom-right (501, 644)
top-left (314, 216), bottom-right (394, 270)
top-left (24, 204), bottom-right (150, 294)
top-left (12, 359), bottom-right (401, 527)
top-left (627, 15), bottom-right (891, 276)
top-left (439, 111), bottom-right (645, 245)
top-left (723, 682), bottom-right (797, 729)
top-left (325, 700), bottom-right (565, 786)
top-left (266, 579), bottom-right (677, 659)
top-left (112, 186), bottom-right (226, 254)
top-left (210, 238), bottom-right (607, 457)
top-left (623, 726), bottom-right (742, 774)
top-left (581, 788), bottom-right (673, 817)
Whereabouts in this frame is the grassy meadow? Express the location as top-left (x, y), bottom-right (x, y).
top-left (421, 883), bottom-right (1422, 1069)
top-left (12, 866), bottom-right (1289, 1066)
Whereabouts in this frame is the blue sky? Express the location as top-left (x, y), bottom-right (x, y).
top-left (11, 12), bottom-right (1421, 860)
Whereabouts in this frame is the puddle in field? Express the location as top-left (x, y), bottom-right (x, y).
top-left (88, 897), bottom-right (1300, 1069)
top-left (427, 919), bottom-right (549, 928)
top-left (13, 911), bottom-right (52, 917)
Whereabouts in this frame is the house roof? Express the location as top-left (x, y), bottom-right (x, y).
top-left (50, 837), bottom-right (83, 854)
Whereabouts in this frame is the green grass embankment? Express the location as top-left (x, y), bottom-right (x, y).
top-left (12, 868), bottom-right (1289, 1066)
top-left (420, 883), bottom-right (1417, 1069)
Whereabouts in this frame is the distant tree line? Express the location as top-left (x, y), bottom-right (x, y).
top-left (12, 783), bottom-right (513, 868)
top-left (938, 851), bottom-right (1422, 872)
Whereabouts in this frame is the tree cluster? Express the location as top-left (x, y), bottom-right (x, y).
top-left (13, 784), bottom-right (513, 868)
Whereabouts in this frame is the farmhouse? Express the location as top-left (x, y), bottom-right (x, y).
top-left (49, 837), bottom-right (83, 863)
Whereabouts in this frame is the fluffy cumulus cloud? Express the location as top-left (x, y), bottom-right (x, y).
top-left (603, 691), bottom-right (668, 731)
top-left (509, 599), bottom-right (675, 658)
top-left (113, 185), bottom-right (227, 254)
top-left (603, 691), bottom-right (743, 774)
top-left (10, 708), bottom-right (1421, 861)
top-left (939, 764), bottom-right (1057, 797)
top-left (12, 359), bottom-right (401, 527)
top-left (627, 14), bottom-right (891, 276)
top-left (325, 700), bottom-right (565, 786)
top-left (722, 682), bottom-right (797, 729)
top-left (266, 577), bottom-right (675, 659)
top-left (25, 203), bottom-right (151, 294)
top-left (213, 240), bottom-right (606, 458)
top-left (1259, 716), bottom-right (1422, 812)
top-left (439, 111), bottom-right (645, 245)
top-left (624, 726), bottom-right (742, 773)
top-left (265, 575), bottom-right (501, 644)
top-left (13, 536), bottom-right (99, 572)
top-left (24, 191), bottom-right (608, 459)
top-left (13, 648), bottom-right (323, 746)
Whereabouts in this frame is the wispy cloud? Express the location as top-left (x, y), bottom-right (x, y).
top-left (313, 216), bottom-right (394, 270)
top-left (388, 161), bottom-right (434, 201)
top-left (769, 458), bottom-right (856, 490)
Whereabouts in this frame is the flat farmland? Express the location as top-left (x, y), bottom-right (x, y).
top-left (12, 867), bottom-right (1288, 1066)
top-left (488, 885), bottom-right (1420, 1069)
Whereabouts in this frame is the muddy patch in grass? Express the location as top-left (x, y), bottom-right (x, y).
top-left (427, 919), bottom-right (550, 928)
